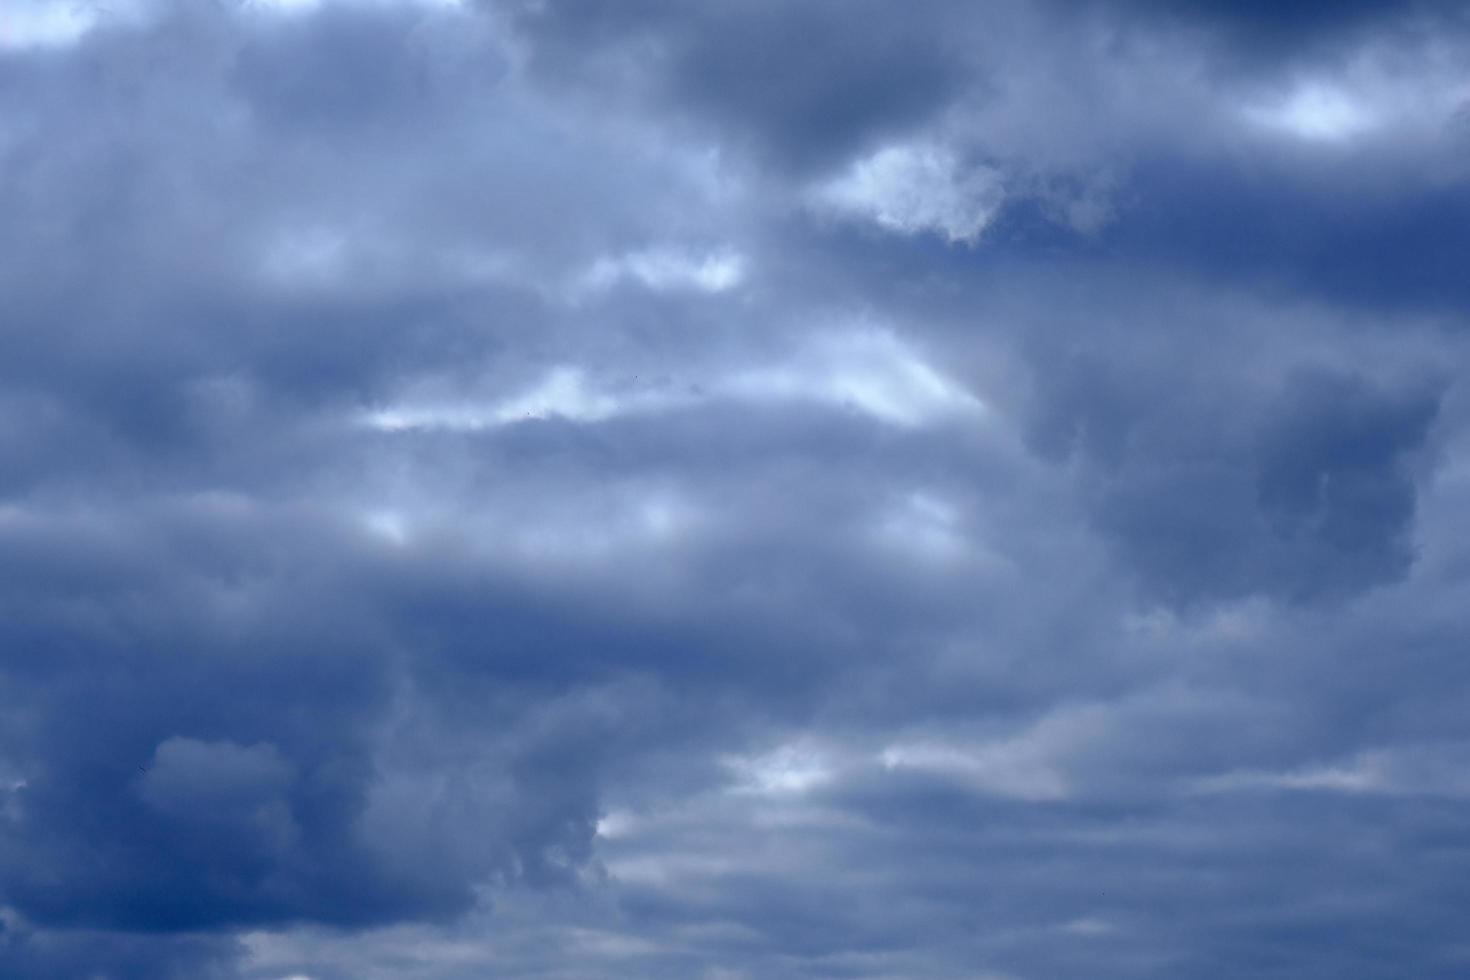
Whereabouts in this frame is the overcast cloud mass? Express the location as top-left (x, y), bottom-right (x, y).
top-left (2, 0), bottom-right (1470, 977)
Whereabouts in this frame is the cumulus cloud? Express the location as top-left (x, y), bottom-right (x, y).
top-left (813, 143), bottom-right (1005, 243)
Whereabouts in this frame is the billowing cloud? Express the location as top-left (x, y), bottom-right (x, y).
top-left (813, 143), bottom-right (1005, 243)
top-left (2, 1), bottom-right (1469, 977)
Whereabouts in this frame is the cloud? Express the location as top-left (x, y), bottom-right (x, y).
top-left (1092, 365), bottom-right (1441, 606)
top-left (503, 0), bottom-right (970, 173)
top-left (813, 143), bottom-right (1005, 243)
top-left (580, 247), bottom-right (747, 294)
top-left (0, 1), bottom-right (100, 50)
top-left (2, 1), bottom-right (1470, 977)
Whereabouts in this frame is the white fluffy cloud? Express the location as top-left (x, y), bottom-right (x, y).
top-left (814, 143), bottom-right (1005, 243)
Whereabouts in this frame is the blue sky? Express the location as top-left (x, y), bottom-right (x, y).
top-left (2, 1), bottom-right (1469, 977)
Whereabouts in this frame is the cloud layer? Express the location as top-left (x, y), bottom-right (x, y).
top-left (2, 1), bottom-right (1469, 977)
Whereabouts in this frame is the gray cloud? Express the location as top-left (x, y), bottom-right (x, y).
top-left (1, 0), bottom-right (1468, 977)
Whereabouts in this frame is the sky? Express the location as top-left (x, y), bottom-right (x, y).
top-left (2, 0), bottom-right (1470, 977)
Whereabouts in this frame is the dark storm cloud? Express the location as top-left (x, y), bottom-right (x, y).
top-left (0, 922), bottom-right (243, 980)
top-left (3, 0), bottom-right (1470, 977)
top-left (0, 500), bottom-right (801, 935)
top-left (1122, 0), bottom-right (1470, 57)
top-left (1100, 158), bottom-right (1470, 314)
top-left (1093, 368), bottom-right (1441, 606)
top-left (502, 0), bottom-right (972, 173)
top-left (231, 4), bottom-right (454, 130)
